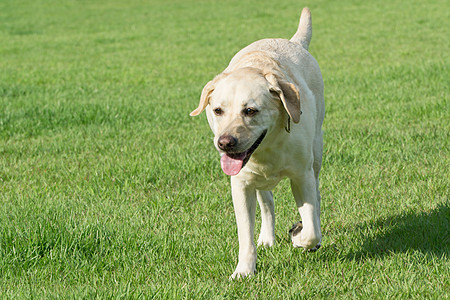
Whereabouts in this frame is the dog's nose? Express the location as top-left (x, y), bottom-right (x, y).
top-left (218, 135), bottom-right (237, 151)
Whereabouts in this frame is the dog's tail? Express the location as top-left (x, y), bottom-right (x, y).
top-left (290, 7), bottom-right (312, 50)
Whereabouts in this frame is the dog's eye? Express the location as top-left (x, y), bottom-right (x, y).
top-left (243, 108), bottom-right (258, 116)
top-left (213, 108), bottom-right (224, 116)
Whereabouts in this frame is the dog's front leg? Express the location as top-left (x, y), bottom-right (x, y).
top-left (230, 176), bottom-right (257, 279)
top-left (290, 172), bottom-right (322, 250)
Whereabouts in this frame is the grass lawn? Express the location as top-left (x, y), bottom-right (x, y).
top-left (0, 0), bottom-right (448, 298)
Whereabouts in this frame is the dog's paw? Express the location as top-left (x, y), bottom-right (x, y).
top-left (230, 270), bottom-right (255, 280)
top-left (289, 221), bottom-right (321, 251)
top-left (257, 233), bottom-right (275, 247)
top-left (307, 242), bottom-right (321, 252)
top-left (230, 263), bottom-right (256, 280)
top-left (289, 221), bottom-right (303, 238)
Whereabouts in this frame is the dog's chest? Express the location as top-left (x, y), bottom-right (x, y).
top-left (245, 169), bottom-right (284, 190)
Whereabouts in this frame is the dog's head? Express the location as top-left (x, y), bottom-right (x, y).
top-left (190, 67), bottom-right (300, 176)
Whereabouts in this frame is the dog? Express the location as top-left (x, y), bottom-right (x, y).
top-left (190, 7), bottom-right (324, 279)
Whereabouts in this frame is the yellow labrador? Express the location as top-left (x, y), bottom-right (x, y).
top-left (191, 7), bottom-right (324, 279)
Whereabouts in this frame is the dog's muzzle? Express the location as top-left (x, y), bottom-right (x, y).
top-left (219, 130), bottom-right (267, 176)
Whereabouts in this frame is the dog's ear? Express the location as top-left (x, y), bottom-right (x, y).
top-left (190, 80), bottom-right (214, 116)
top-left (265, 73), bottom-right (301, 123)
top-left (190, 73), bottom-right (226, 116)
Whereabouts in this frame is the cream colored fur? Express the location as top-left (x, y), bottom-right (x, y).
top-left (191, 7), bottom-right (324, 279)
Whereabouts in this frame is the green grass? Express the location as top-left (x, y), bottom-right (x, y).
top-left (0, 0), bottom-right (448, 298)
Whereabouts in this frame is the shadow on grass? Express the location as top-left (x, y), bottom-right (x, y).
top-left (347, 203), bottom-right (449, 260)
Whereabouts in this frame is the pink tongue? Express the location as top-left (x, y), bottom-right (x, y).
top-left (220, 152), bottom-right (247, 176)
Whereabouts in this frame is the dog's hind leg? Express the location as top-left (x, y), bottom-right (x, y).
top-left (256, 190), bottom-right (275, 247)
top-left (313, 130), bottom-right (323, 223)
